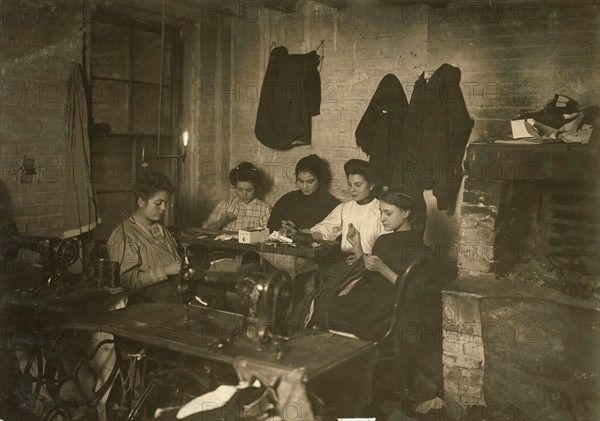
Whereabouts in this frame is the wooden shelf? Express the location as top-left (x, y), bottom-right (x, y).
top-left (464, 142), bottom-right (599, 181)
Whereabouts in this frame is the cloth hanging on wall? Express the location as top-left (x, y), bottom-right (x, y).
top-left (391, 71), bottom-right (428, 227)
top-left (420, 63), bottom-right (473, 211)
top-left (355, 74), bottom-right (409, 185)
top-left (63, 63), bottom-right (100, 238)
top-left (255, 46), bottom-right (321, 150)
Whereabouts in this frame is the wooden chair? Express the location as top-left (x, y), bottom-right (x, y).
top-left (374, 254), bottom-right (456, 401)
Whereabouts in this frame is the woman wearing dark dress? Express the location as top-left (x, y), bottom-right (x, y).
top-left (297, 187), bottom-right (424, 341)
top-left (267, 154), bottom-right (339, 235)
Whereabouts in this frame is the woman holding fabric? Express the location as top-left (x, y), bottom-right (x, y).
top-left (267, 154), bottom-right (339, 236)
top-left (291, 188), bottom-right (424, 341)
top-left (309, 159), bottom-right (388, 263)
top-left (107, 171), bottom-right (181, 303)
top-left (203, 162), bottom-right (271, 231)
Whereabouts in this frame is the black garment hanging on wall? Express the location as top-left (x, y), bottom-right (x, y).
top-left (255, 46), bottom-right (321, 150)
top-left (355, 74), bottom-right (409, 184)
top-left (391, 71), bottom-right (428, 227)
top-left (388, 64), bottom-right (473, 213)
top-left (420, 63), bottom-right (473, 211)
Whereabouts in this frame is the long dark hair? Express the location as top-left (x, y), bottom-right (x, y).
top-left (379, 187), bottom-right (424, 231)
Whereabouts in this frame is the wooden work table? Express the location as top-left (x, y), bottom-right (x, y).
top-left (168, 226), bottom-right (340, 263)
top-left (64, 303), bottom-right (378, 420)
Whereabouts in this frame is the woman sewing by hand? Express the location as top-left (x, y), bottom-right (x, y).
top-left (310, 159), bottom-right (388, 265)
top-left (203, 162), bottom-right (271, 231)
top-left (108, 171), bottom-right (181, 304)
top-left (347, 222), bottom-right (399, 284)
top-left (267, 154), bottom-right (339, 237)
top-left (295, 188), bottom-right (424, 340)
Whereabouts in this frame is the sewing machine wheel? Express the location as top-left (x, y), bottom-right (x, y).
top-left (256, 270), bottom-right (293, 342)
top-left (270, 271), bottom-right (293, 314)
top-left (54, 239), bottom-right (79, 268)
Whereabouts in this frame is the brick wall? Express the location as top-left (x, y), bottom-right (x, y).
top-left (428, 2), bottom-right (600, 141)
top-left (1, 0), bottom-right (83, 236)
top-left (458, 178), bottom-right (505, 274)
top-left (442, 283), bottom-right (487, 412)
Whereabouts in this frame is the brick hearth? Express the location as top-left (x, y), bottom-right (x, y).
top-left (441, 142), bottom-right (599, 419)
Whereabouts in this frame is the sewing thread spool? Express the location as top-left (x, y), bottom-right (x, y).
top-left (92, 258), bottom-right (120, 288)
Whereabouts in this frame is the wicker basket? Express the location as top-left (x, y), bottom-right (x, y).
top-left (259, 252), bottom-right (317, 276)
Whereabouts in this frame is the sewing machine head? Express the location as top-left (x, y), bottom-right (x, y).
top-left (1, 224), bottom-right (79, 292)
top-left (180, 258), bottom-right (293, 352)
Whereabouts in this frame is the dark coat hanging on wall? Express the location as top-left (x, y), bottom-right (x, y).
top-left (355, 74), bottom-right (409, 184)
top-left (255, 46), bottom-right (321, 150)
top-left (391, 71), bottom-right (428, 227)
top-left (420, 63), bottom-right (473, 211)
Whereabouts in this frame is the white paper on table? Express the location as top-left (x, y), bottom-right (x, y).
top-left (510, 119), bottom-right (536, 139)
top-left (214, 233), bottom-right (237, 241)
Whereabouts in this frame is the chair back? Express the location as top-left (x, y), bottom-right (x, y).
top-left (374, 251), bottom-right (457, 398)
top-left (373, 256), bottom-right (425, 396)
top-left (378, 257), bottom-right (424, 343)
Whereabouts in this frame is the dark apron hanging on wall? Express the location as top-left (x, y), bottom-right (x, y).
top-left (255, 46), bottom-right (321, 150)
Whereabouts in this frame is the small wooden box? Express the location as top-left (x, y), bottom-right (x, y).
top-left (238, 228), bottom-right (269, 244)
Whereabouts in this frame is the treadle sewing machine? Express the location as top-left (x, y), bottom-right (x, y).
top-left (1, 226), bottom-right (375, 420)
top-left (1, 223), bottom-right (79, 293)
top-left (0, 226), bottom-right (131, 421)
top-left (48, 246), bottom-right (376, 420)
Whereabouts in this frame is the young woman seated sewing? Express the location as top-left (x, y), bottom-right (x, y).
top-left (267, 154), bottom-right (339, 235)
top-left (107, 171), bottom-right (181, 304)
top-left (305, 159), bottom-right (388, 267)
top-left (203, 162), bottom-right (271, 231)
top-left (289, 187), bottom-right (424, 341)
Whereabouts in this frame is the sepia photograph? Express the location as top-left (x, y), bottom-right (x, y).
top-left (0, 0), bottom-right (598, 420)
